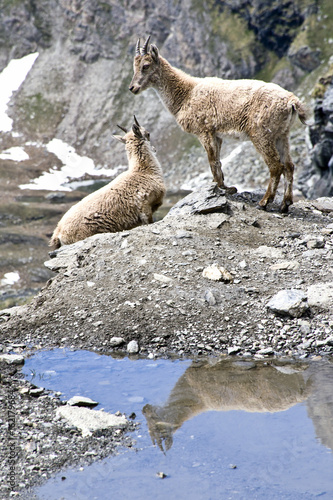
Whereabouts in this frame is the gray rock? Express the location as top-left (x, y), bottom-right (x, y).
top-left (325, 336), bottom-right (333, 346)
top-left (267, 289), bottom-right (308, 318)
top-left (109, 337), bottom-right (125, 347)
top-left (167, 184), bottom-right (229, 216)
top-left (204, 290), bottom-right (217, 306)
top-left (311, 198), bottom-right (333, 214)
top-left (257, 347), bottom-right (274, 355)
top-left (306, 238), bottom-right (325, 249)
top-left (67, 396), bottom-right (98, 408)
top-left (127, 340), bottom-right (139, 354)
top-left (175, 230), bottom-right (193, 239)
top-left (297, 319), bottom-right (311, 335)
top-left (57, 406), bottom-right (127, 437)
top-left (0, 353), bottom-right (25, 365)
top-left (29, 387), bottom-right (44, 397)
top-left (228, 346), bottom-right (241, 355)
top-left (153, 273), bottom-right (173, 284)
top-left (299, 340), bottom-right (313, 350)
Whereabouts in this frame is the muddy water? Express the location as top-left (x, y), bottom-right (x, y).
top-left (22, 350), bottom-right (333, 500)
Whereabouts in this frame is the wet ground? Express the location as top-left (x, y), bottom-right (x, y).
top-left (21, 349), bottom-right (333, 500)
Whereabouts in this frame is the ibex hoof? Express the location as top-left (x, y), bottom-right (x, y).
top-left (217, 184), bottom-right (237, 195)
top-left (256, 203), bottom-right (267, 211)
top-left (225, 186), bottom-right (237, 195)
top-left (279, 204), bottom-right (290, 214)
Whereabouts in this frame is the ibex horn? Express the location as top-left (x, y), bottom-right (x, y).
top-left (133, 115), bottom-right (140, 127)
top-left (117, 124), bottom-right (128, 133)
top-left (142, 35), bottom-right (151, 55)
top-left (135, 39), bottom-right (141, 56)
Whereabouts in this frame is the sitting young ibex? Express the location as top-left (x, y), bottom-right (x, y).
top-left (130, 36), bottom-right (307, 212)
top-left (49, 117), bottom-right (165, 249)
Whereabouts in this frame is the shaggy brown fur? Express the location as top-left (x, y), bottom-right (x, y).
top-left (49, 118), bottom-right (165, 249)
top-left (130, 37), bottom-right (307, 212)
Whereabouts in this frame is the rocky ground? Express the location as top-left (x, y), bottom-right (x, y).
top-left (1, 185), bottom-right (333, 497)
top-left (1, 186), bottom-right (333, 358)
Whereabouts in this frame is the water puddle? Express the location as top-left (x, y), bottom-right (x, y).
top-left (22, 349), bottom-right (333, 499)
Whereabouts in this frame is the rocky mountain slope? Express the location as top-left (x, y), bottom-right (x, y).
top-left (1, 188), bottom-right (333, 358)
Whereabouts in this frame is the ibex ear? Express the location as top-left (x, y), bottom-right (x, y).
top-left (132, 123), bottom-right (143, 139)
top-left (150, 44), bottom-right (159, 62)
top-left (112, 135), bottom-right (126, 143)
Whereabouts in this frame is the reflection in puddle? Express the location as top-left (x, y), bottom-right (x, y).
top-left (22, 350), bottom-right (333, 499)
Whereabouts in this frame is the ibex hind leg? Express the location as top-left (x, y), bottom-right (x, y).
top-left (254, 142), bottom-right (284, 211)
top-left (280, 159), bottom-right (294, 213)
top-left (276, 136), bottom-right (294, 213)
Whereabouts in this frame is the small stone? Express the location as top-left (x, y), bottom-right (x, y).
top-left (0, 354), bottom-right (25, 365)
top-left (156, 472), bottom-right (167, 479)
top-left (311, 198), bottom-right (333, 213)
top-left (18, 387), bottom-right (30, 395)
top-left (299, 340), bottom-right (312, 350)
top-left (175, 230), bottom-right (192, 239)
top-left (67, 396), bottom-right (98, 408)
top-left (238, 260), bottom-right (248, 269)
top-left (271, 261), bottom-right (300, 271)
top-left (127, 340), bottom-right (139, 354)
top-left (297, 319), bottom-right (311, 335)
top-left (257, 347), bottom-right (274, 356)
top-left (29, 388), bottom-right (44, 397)
top-left (306, 238), bottom-right (325, 249)
top-left (109, 337), bottom-right (125, 347)
top-left (153, 273), bottom-right (173, 283)
top-left (324, 336), bottom-right (333, 346)
top-left (203, 264), bottom-right (233, 283)
top-left (229, 464), bottom-right (237, 469)
top-left (228, 346), bottom-right (241, 355)
top-left (204, 290), bottom-right (217, 305)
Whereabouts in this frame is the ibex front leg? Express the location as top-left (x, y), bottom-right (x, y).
top-left (200, 133), bottom-right (237, 194)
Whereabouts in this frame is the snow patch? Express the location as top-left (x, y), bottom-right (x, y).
top-left (0, 52), bottom-right (39, 132)
top-left (0, 147), bottom-right (29, 162)
top-left (1, 272), bottom-right (20, 286)
top-left (19, 138), bottom-right (123, 191)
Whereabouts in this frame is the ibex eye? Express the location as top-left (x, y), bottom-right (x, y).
top-left (142, 64), bottom-right (150, 71)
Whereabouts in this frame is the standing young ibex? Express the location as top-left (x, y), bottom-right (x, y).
top-left (129, 36), bottom-right (307, 212)
top-left (49, 117), bottom-right (165, 249)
